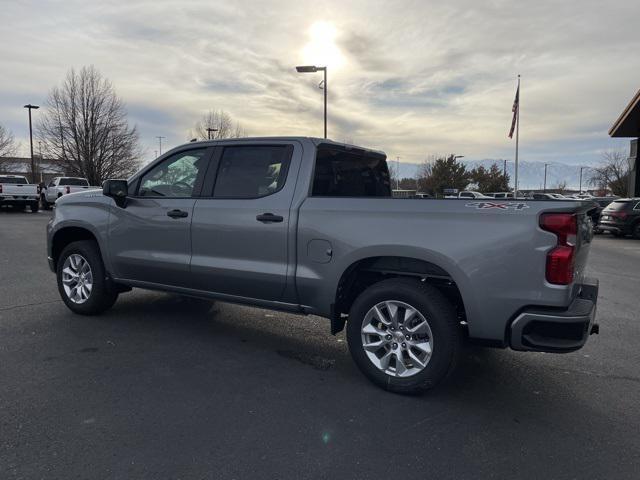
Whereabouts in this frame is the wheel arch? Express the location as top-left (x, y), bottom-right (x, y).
top-left (331, 253), bottom-right (469, 336)
top-left (51, 226), bottom-right (104, 271)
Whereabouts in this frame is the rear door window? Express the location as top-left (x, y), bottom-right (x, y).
top-left (212, 145), bottom-right (292, 198)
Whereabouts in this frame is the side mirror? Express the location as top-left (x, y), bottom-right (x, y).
top-left (103, 179), bottom-right (128, 207)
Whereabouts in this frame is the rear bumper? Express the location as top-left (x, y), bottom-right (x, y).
top-left (598, 221), bottom-right (629, 235)
top-left (510, 277), bottom-right (599, 353)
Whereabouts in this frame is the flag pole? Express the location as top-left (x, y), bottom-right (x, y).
top-left (514, 74), bottom-right (520, 198)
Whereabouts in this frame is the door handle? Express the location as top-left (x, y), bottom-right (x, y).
top-left (167, 209), bottom-right (189, 219)
top-left (256, 213), bottom-right (283, 223)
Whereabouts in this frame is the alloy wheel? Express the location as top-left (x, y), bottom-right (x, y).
top-left (360, 300), bottom-right (434, 378)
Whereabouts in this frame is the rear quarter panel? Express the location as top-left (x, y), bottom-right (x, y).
top-left (296, 198), bottom-right (592, 343)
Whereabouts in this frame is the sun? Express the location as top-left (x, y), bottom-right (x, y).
top-left (301, 21), bottom-right (345, 70)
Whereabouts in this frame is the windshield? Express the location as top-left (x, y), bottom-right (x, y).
top-left (60, 178), bottom-right (89, 186)
top-left (0, 176), bottom-right (28, 184)
top-left (604, 200), bottom-right (630, 211)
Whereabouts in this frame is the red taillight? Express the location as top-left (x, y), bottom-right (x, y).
top-left (540, 213), bottom-right (577, 285)
top-left (65, 186), bottom-right (70, 194)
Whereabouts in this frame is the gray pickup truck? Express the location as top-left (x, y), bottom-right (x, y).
top-left (47, 137), bottom-right (599, 393)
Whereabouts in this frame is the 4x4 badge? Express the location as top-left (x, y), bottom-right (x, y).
top-left (465, 201), bottom-right (530, 210)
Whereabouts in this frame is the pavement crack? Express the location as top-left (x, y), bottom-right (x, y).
top-left (0, 299), bottom-right (62, 312)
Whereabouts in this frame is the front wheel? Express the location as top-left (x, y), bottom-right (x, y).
top-left (56, 240), bottom-right (118, 315)
top-left (346, 278), bottom-right (460, 394)
top-left (633, 223), bottom-right (640, 240)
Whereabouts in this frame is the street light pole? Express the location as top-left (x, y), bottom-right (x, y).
top-left (296, 65), bottom-right (327, 138)
top-left (323, 68), bottom-right (327, 139)
top-left (156, 136), bottom-right (165, 156)
top-left (24, 104), bottom-right (40, 183)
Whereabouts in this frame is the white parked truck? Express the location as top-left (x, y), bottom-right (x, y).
top-left (40, 177), bottom-right (99, 209)
top-left (0, 175), bottom-right (39, 212)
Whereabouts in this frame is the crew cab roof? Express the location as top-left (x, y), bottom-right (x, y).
top-left (173, 136), bottom-right (386, 158)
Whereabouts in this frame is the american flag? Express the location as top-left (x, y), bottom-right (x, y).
top-left (508, 84), bottom-right (519, 138)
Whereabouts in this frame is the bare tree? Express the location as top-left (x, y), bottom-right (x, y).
top-left (192, 110), bottom-right (245, 140)
top-left (555, 180), bottom-right (568, 193)
top-left (0, 124), bottom-right (17, 172)
top-left (37, 66), bottom-right (141, 185)
top-left (589, 150), bottom-right (629, 196)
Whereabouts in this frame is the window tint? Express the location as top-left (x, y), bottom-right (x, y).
top-left (0, 176), bottom-right (28, 184)
top-left (212, 146), bottom-right (291, 198)
top-left (60, 178), bottom-right (89, 186)
top-left (139, 149), bottom-right (207, 197)
top-left (604, 200), bottom-right (631, 212)
top-left (312, 147), bottom-right (391, 197)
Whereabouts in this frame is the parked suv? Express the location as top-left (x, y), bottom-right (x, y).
top-left (598, 198), bottom-right (640, 238)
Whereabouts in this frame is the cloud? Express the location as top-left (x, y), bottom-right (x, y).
top-left (0, 0), bottom-right (638, 166)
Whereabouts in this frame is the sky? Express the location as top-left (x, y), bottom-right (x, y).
top-left (0, 0), bottom-right (638, 168)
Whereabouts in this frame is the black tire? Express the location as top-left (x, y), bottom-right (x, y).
top-left (633, 223), bottom-right (640, 240)
top-left (56, 240), bottom-right (118, 315)
top-left (612, 231), bottom-right (625, 238)
top-left (30, 201), bottom-right (39, 213)
top-left (41, 195), bottom-right (51, 210)
top-left (346, 278), bottom-right (460, 394)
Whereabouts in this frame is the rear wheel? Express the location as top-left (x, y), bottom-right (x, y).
top-left (346, 278), bottom-right (460, 394)
top-left (56, 240), bottom-right (118, 315)
top-left (41, 194), bottom-right (50, 210)
top-left (612, 231), bottom-right (625, 238)
top-left (30, 201), bottom-right (39, 213)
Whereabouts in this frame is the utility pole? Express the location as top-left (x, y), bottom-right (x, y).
top-left (544, 163), bottom-right (549, 192)
top-left (579, 166), bottom-right (587, 193)
top-left (206, 127), bottom-right (218, 140)
top-left (396, 156), bottom-right (400, 190)
top-left (156, 136), bottom-right (165, 156)
top-left (24, 104), bottom-right (40, 183)
top-left (38, 141), bottom-right (43, 182)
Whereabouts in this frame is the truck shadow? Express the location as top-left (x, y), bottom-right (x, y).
top-left (104, 291), bottom-right (600, 406)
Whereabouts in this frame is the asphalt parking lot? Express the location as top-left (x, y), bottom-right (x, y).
top-left (1, 210), bottom-right (639, 479)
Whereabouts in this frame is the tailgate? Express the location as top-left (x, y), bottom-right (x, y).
top-left (1, 184), bottom-right (38, 196)
top-left (573, 204), bottom-right (596, 286)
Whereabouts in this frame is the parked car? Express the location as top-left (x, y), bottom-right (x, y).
top-left (0, 175), bottom-right (39, 212)
top-left (456, 191), bottom-right (493, 199)
top-left (590, 196), bottom-right (619, 234)
top-left (530, 193), bottom-right (558, 200)
top-left (598, 198), bottom-right (640, 239)
top-left (40, 177), bottom-right (99, 209)
top-left (46, 137), bottom-right (599, 394)
top-left (486, 192), bottom-right (513, 199)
